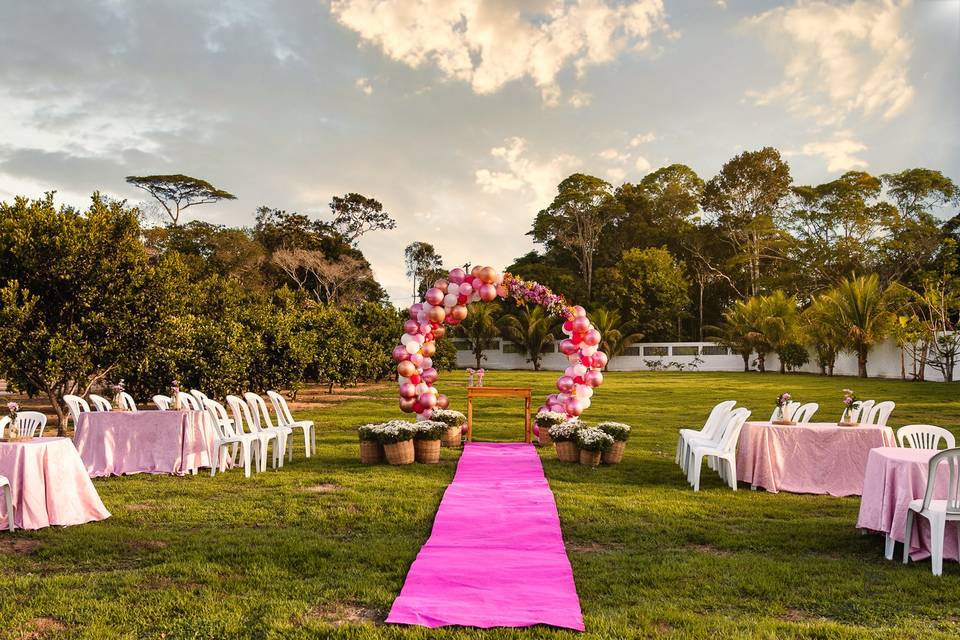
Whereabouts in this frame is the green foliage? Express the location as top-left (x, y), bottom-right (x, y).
top-left (431, 336), bottom-right (458, 372)
top-left (777, 342), bottom-right (810, 372)
top-left (588, 308), bottom-right (644, 363)
top-left (456, 302), bottom-right (504, 369)
top-left (499, 305), bottom-right (559, 371)
top-left (826, 274), bottom-right (896, 378)
top-left (126, 174), bottom-right (236, 226)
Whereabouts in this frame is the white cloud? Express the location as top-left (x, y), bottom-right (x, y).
top-left (330, 0), bottom-right (671, 104)
top-left (597, 148), bottom-right (629, 162)
top-left (746, 0), bottom-right (914, 125)
top-left (634, 155), bottom-right (651, 173)
top-left (605, 167), bottom-right (626, 182)
top-left (568, 91), bottom-right (592, 109)
top-left (629, 131), bottom-right (657, 147)
top-left (355, 77), bottom-right (373, 95)
top-left (787, 131), bottom-right (869, 172)
top-left (475, 136), bottom-right (579, 207)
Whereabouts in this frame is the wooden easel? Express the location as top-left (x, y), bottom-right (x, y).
top-left (466, 386), bottom-right (533, 443)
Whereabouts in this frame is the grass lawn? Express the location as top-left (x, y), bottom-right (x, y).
top-left (2, 371), bottom-right (959, 639)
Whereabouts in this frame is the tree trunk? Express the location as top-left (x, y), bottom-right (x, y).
top-left (818, 363), bottom-right (826, 376)
top-left (698, 282), bottom-right (704, 342)
top-left (741, 353), bottom-right (750, 372)
top-left (900, 347), bottom-right (905, 381)
top-left (45, 387), bottom-right (69, 437)
top-left (779, 358), bottom-right (786, 374)
top-left (858, 350), bottom-right (868, 378)
top-left (474, 350), bottom-right (483, 370)
top-left (757, 353), bottom-right (766, 373)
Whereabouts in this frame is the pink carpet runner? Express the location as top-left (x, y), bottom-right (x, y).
top-left (386, 442), bottom-right (585, 631)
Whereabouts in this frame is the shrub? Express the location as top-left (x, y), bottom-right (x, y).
top-left (575, 427), bottom-right (615, 452)
top-left (375, 421), bottom-right (416, 444)
top-left (597, 422), bottom-right (631, 441)
top-left (413, 421), bottom-right (446, 440)
top-left (548, 419), bottom-right (582, 442)
top-left (778, 342), bottom-right (810, 372)
top-left (430, 409), bottom-right (466, 427)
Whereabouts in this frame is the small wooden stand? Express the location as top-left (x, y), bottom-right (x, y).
top-left (466, 386), bottom-right (533, 443)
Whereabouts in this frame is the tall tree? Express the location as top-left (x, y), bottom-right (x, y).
top-left (125, 174), bottom-right (236, 226)
top-left (588, 308), bottom-right (644, 369)
top-left (826, 274), bottom-right (895, 378)
top-left (530, 173), bottom-right (623, 299)
top-left (500, 306), bottom-right (560, 371)
top-left (404, 241), bottom-right (443, 303)
top-left (456, 302), bottom-right (505, 369)
top-left (329, 193), bottom-right (396, 245)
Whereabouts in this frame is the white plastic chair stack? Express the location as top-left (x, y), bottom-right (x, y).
top-left (152, 395), bottom-right (172, 411)
top-left (792, 403), bottom-right (819, 424)
top-left (204, 398), bottom-right (259, 478)
top-left (865, 401), bottom-right (895, 427)
top-left (226, 395), bottom-right (278, 472)
top-left (244, 393), bottom-right (293, 464)
top-left (675, 400), bottom-right (736, 474)
top-left (897, 425), bottom-right (956, 450)
top-left (903, 448), bottom-right (960, 576)
top-left (0, 475), bottom-right (13, 532)
top-left (176, 392), bottom-right (200, 410)
top-left (267, 391), bottom-right (315, 458)
top-left (88, 394), bottom-right (112, 412)
top-left (63, 395), bottom-right (91, 428)
top-left (686, 407), bottom-right (752, 492)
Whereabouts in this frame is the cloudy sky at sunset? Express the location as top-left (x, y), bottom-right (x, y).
top-left (1, 0), bottom-right (958, 304)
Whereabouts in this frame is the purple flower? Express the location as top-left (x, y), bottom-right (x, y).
top-left (6, 401), bottom-right (18, 413)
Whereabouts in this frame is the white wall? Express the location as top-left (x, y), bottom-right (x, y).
top-left (454, 338), bottom-right (958, 382)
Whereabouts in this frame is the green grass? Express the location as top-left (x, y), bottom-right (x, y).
top-left (2, 371), bottom-right (959, 639)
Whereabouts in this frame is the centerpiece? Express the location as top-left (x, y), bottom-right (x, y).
top-left (549, 419), bottom-right (582, 462)
top-left (377, 421), bottom-right (416, 465)
top-left (772, 392), bottom-right (795, 425)
top-left (413, 421), bottom-right (446, 464)
top-left (534, 410), bottom-right (568, 447)
top-left (358, 423), bottom-right (383, 464)
top-left (3, 401), bottom-right (21, 440)
top-left (171, 379), bottom-right (182, 410)
top-left (111, 380), bottom-right (126, 410)
top-left (575, 427), bottom-right (615, 466)
top-left (839, 389), bottom-right (859, 426)
top-left (597, 422), bottom-right (631, 464)
top-left (430, 409), bottom-right (466, 447)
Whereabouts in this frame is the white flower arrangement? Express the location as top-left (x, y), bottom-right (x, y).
top-left (575, 427), bottom-right (615, 452)
top-left (430, 409), bottom-right (466, 427)
top-left (414, 420), bottom-right (447, 440)
top-left (376, 421), bottom-right (417, 444)
top-left (358, 423), bottom-right (382, 441)
top-left (548, 418), bottom-right (582, 442)
top-left (535, 410), bottom-right (569, 428)
top-left (596, 421), bottom-right (631, 441)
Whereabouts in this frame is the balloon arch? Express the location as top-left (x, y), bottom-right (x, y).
top-left (393, 265), bottom-right (606, 420)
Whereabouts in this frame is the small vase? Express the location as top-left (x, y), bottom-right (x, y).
top-left (359, 440), bottom-right (383, 464)
top-left (441, 426), bottom-right (461, 448)
top-left (383, 440), bottom-right (415, 465)
top-left (555, 441), bottom-right (579, 463)
top-left (602, 441), bottom-right (626, 464)
top-left (579, 449), bottom-right (602, 466)
top-left (414, 439), bottom-right (441, 464)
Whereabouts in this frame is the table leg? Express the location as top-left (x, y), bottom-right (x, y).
top-left (467, 397), bottom-right (473, 442)
top-left (524, 396), bottom-right (531, 443)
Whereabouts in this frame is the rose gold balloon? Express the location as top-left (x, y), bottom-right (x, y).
top-left (399, 398), bottom-right (416, 413)
top-left (479, 266), bottom-right (497, 284)
top-left (433, 278), bottom-right (449, 294)
top-left (432, 325), bottom-right (446, 339)
top-left (427, 305), bottom-right (446, 323)
top-left (421, 341), bottom-right (437, 357)
top-left (451, 304), bottom-right (468, 321)
top-left (478, 283), bottom-right (497, 301)
top-left (470, 265), bottom-right (483, 278)
top-left (397, 360), bottom-right (416, 378)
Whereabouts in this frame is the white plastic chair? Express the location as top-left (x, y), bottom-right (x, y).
top-left (768, 401), bottom-right (801, 422)
top-left (203, 399), bottom-right (259, 478)
top-left (190, 389), bottom-right (208, 408)
top-left (226, 395), bottom-right (279, 472)
top-left (840, 399), bottom-right (874, 424)
top-left (88, 394), bottom-right (113, 411)
top-left (244, 392), bottom-right (293, 465)
top-left (0, 475), bottom-right (13, 532)
top-left (793, 403), bottom-right (819, 424)
top-left (0, 417), bottom-right (8, 438)
top-left (898, 425), bottom-right (956, 450)
top-left (865, 401), bottom-right (895, 427)
top-left (267, 390), bottom-right (315, 458)
top-left (6, 411), bottom-right (47, 438)
top-left (903, 448), bottom-right (960, 576)
top-left (63, 394), bottom-right (91, 428)
top-left (153, 395), bottom-right (172, 411)
top-left (686, 408), bottom-right (752, 492)
top-left (675, 400), bottom-right (736, 472)
top-left (118, 392), bottom-right (137, 412)
top-left (176, 392), bottom-right (200, 410)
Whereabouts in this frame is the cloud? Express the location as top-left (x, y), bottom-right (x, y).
top-left (787, 131), bottom-right (869, 172)
top-left (746, 0), bottom-right (914, 125)
top-left (597, 148), bottom-right (629, 162)
top-left (634, 155), bottom-right (651, 173)
top-left (568, 91), bottom-right (592, 109)
top-left (629, 131), bottom-right (656, 147)
top-left (355, 76), bottom-right (373, 95)
top-left (475, 137), bottom-right (579, 207)
top-left (330, 0), bottom-right (671, 104)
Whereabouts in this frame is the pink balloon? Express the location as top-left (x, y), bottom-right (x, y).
top-left (573, 305), bottom-right (587, 317)
top-left (572, 316), bottom-right (590, 333)
top-left (419, 393), bottom-right (437, 409)
top-left (566, 397), bottom-right (584, 416)
top-left (496, 285), bottom-right (508, 297)
top-left (556, 376), bottom-right (575, 393)
top-left (422, 367), bottom-right (439, 384)
top-left (436, 394), bottom-right (449, 409)
top-left (592, 351), bottom-right (609, 369)
top-left (559, 339), bottom-right (578, 356)
top-left (533, 425), bottom-right (540, 437)
top-left (458, 282), bottom-right (473, 296)
top-left (409, 303), bottom-right (423, 319)
top-left (448, 268), bottom-right (466, 284)
top-left (399, 383), bottom-right (417, 398)
top-left (479, 283), bottom-right (497, 301)
top-left (392, 345), bottom-right (409, 362)
top-left (425, 287), bottom-right (444, 306)
top-left (585, 370), bottom-right (603, 388)
top-left (409, 352), bottom-right (424, 367)
top-left (404, 320), bottom-right (419, 335)
top-left (583, 329), bottom-right (601, 346)
top-left (471, 277), bottom-right (483, 290)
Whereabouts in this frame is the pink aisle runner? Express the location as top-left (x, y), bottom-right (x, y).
top-left (387, 442), bottom-right (585, 631)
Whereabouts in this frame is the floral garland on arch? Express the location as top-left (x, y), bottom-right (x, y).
top-left (393, 265), bottom-right (606, 420)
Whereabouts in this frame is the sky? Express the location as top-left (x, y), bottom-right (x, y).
top-left (1, 0), bottom-right (958, 305)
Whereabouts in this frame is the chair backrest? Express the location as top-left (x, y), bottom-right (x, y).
top-left (118, 392), bottom-right (137, 412)
top-left (176, 392), bottom-right (200, 410)
top-left (88, 394), bottom-right (112, 411)
top-left (190, 390), bottom-right (209, 409)
top-left (153, 395), bottom-right (172, 411)
top-left (13, 411), bottom-right (47, 437)
top-left (769, 401), bottom-right (801, 422)
top-left (897, 425), bottom-right (956, 450)
top-left (717, 408), bottom-right (752, 453)
top-left (698, 400), bottom-right (737, 441)
top-left (226, 395), bottom-right (258, 434)
top-left (266, 390), bottom-right (296, 426)
top-left (793, 402), bottom-right (819, 424)
top-left (0, 416), bottom-right (9, 438)
top-left (865, 401), bottom-right (895, 427)
top-left (202, 398), bottom-right (235, 439)
top-left (63, 394), bottom-right (91, 426)
top-left (921, 448), bottom-right (960, 515)
top-left (852, 399), bottom-right (875, 423)
top-left (243, 392), bottom-right (275, 431)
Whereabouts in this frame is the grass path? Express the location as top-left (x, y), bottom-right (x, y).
top-left (1, 371), bottom-right (959, 639)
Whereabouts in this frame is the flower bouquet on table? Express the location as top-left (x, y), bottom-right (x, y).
top-left (2, 402), bottom-right (20, 440)
top-left (772, 392), bottom-right (795, 425)
top-left (839, 389), bottom-right (859, 426)
top-left (575, 427), bottom-right (615, 466)
top-left (534, 410), bottom-right (568, 447)
top-left (597, 422), bottom-right (631, 464)
top-left (111, 380), bottom-right (126, 410)
top-left (549, 419), bottom-right (582, 462)
top-left (413, 421), bottom-right (446, 464)
top-left (171, 379), bottom-right (182, 410)
top-left (376, 420), bottom-right (417, 465)
top-left (358, 424), bottom-right (384, 464)
top-left (430, 409), bottom-right (466, 448)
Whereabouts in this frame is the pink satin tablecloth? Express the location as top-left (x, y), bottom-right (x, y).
top-left (736, 422), bottom-right (895, 496)
top-left (74, 410), bottom-right (215, 477)
top-left (857, 447), bottom-right (958, 561)
top-left (0, 437), bottom-right (111, 530)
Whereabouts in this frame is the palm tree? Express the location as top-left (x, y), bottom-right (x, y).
top-left (803, 294), bottom-right (846, 376)
top-left (500, 306), bottom-right (560, 371)
top-left (588, 308), bottom-right (644, 370)
top-left (826, 274), bottom-right (895, 378)
top-left (711, 300), bottom-right (756, 372)
top-left (456, 302), bottom-right (504, 369)
top-left (757, 290), bottom-right (801, 374)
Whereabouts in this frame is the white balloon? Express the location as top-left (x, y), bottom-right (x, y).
top-left (567, 354), bottom-right (580, 364)
top-left (397, 376), bottom-right (410, 384)
top-left (419, 322), bottom-right (432, 334)
top-left (417, 311), bottom-right (427, 323)
top-left (573, 364), bottom-right (588, 376)
top-left (581, 397), bottom-right (591, 409)
top-left (581, 345), bottom-right (597, 357)
top-left (444, 293), bottom-right (458, 307)
top-left (582, 386), bottom-right (594, 398)
top-left (470, 292), bottom-right (481, 302)
top-left (400, 334), bottom-right (413, 345)
top-left (422, 357), bottom-right (433, 369)
top-left (447, 283), bottom-right (460, 296)
top-left (416, 382), bottom-right (429, 395)
top-left (414, 333), bottom-right (425, 344)
top-left (405, 341), bottom-right (421, 354)
top-left (564, 366), bottom-right (575, 377)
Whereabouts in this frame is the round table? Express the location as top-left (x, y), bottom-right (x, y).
top-left (0, 437), bottom-right (111, 530)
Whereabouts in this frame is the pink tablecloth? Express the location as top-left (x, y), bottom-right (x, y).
top-left (74, 410), bottom-right (215, 477)
top-left (0, 437), bottom-right (111, 530)
top-left (857, 447), bottom-right (959, 561)
top-left (736, 422), bottom-right (895, 496)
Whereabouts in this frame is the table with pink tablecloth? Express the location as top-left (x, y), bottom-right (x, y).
top-left (0, 437), bottom-right (111, 530)
top-left (736, 422), bottom-right (895, 496)
top-left (74, 410), bottom-right (215, 477)
top-left (857, 447), bottom-right (958, 562)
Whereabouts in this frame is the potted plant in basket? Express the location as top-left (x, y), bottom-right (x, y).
top-left (535, 411), bottom-right (568, 447)
top-left (377, 421), bottom-right (416, 465)
top-left (772, 392), bottom-right (795, 425)
top-left (839, 389), bottom-right (859, 426)
top-left (549, 419), bottom-right (582, 462)
top-left (597, 422), bottom-right (630, 464)
top-left (358, 423), bottom-right (383, 464)
top-left (413, 421), bottom-right (446, 464)
top-left (575, 427), bottom-right (614, 466)
top-left (430, 409), bottom-right (466, 447)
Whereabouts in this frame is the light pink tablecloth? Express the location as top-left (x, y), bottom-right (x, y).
top-left (74, 410), bottom-right (215, 477)
top-left (857, 447), bottom-right (959, 561)
top-left (0, 437), bottom-right (111, 530)
top-left (736, 422), bottom-right (895, 496)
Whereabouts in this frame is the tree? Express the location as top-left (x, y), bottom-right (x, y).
top-left (826, 274), bottom-right (895, 378)
top-left (757, 290), bottom-right (801, 374)
top-left (530, 174), bottom-right (624, 299)
top-left (456, 303), bottom-right (505, 369)
top-left (125, 174), bottom-right (236, 226)
top-left (588, 308), bottom-right (643, 369)
top-left (329, 193), bottom-right (396, 245)
top-left (500, 306), bottom-right (560, 371)
top-left (404, 242), bottom-right (443, 303)
top-left (803, 294), bottom-right (847, 376)
top-left (702, 147), bottom-right (793, 296)
top-left (271, 248), bottom-right (371, 305)
top-left (0, 193), bottom-right (171, 433)
top-left (711, 299), bottom-right (760, 372)
top-left (881, 168), bottom-right (960, 221)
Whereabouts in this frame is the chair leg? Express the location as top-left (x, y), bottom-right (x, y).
top-left (242, 441), bottom-right (251, 478)
top-left (4, 486), bottom-right (13, 532)
top-left (930, 516), bottom-right (945, 576)
top-left (311, 426), bottom-right (316, 454)
top-left (210, 446), bottom-right (219, 478)
top-left (884, 535), bottom-right (896, 560)
top-left (675, 435), bottom-right (683, 464)
top-left (304, 427), bottom-right (311, 458)
top-left (691, 454), bottom-right (703, 492)
top-left (903, 510), bottom-right (915, 564)
top-left (725, 457), bottom-right (737, 490)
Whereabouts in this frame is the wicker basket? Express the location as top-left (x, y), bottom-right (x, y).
top-left (555, 441), bottom-right (579, 463)
top-left (580, 449), bottom-right (602, 466)
top-left (602, 441), bottom-right (626, 464)
top-left (383, 440), bottom-right (415, 465)
top-left (359, 440), bottom-right (383, 465)
top-left (441, 426), bottom-right (462, 448)
top-left (538, 426), bottom-right (553, 446)
top-left (415, 439), bottom-right (441, 464)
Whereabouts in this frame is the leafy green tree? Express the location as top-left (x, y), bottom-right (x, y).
top-left (126, 174), bottom-right (236, 226)
top-left (329, 193), bottom-right (396, 245)
top-left (802, 294), bottom-right (847, 376)
top-left (587, 308), bottom-right (643, 369)
top-left (826, 274), bottom-right (896, 378)
top-left (711, 299), bottom-right (758, 372)
top-left (758, 290), bottom-right (802, 374)
top-left (404, 241), bottom-right (443, 303)
top-left (500, 306), bottom-right (560, 371)
top-left (506, 252), bottom-right (588, 303)
top-left (456, 302), bottom-right (505, 369)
